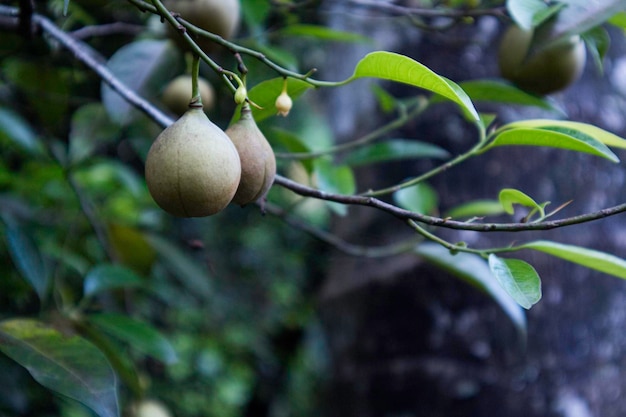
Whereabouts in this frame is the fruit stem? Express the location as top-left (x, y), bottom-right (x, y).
top-left (189, 53), bottom-right (202, 109)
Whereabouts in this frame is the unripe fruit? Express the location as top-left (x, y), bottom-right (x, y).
top-left (162, 75), bottom-right (215, 116)
top-left (145, 108), bottom-right (241, 217)
top-left (225, 105), bottom-right (276, 205)
top-left (498, 24), bottom-right (586, 95)
top-left (164, 0), bottom-right (241, 53)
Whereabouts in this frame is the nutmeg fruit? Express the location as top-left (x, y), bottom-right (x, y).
top-left (498, 24), bottom-right (586, 95)
top-left (225, 104), bottom-right (276, 205)
top-left (145, 108), bottom-right (241, 217)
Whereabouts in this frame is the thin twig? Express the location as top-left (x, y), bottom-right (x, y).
top-left (274, 175), bottom-right (626, 232)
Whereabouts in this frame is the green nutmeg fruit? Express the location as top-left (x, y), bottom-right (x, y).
top-left (225, 105), bottom-right (276, 205)
top-left (498, 24), bottom-right (586, 95)
top-left (164, 0), bottom-right (241, 53)
top-left (145, 108), bottom-right (241, 217)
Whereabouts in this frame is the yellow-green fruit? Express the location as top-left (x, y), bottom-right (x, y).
top-left (225, 105), bottom-right (276, 205)
top-left (498, 25), bottom-right (586, 95)
top-left (145, 108), bottom-right (241, 217)
top-left (162, 75), bottom-right (215, 116)
top-left (164, 0), bottom-right (240, 53)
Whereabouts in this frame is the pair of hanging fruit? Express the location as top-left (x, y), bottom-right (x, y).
top-left (145, 102), bottom-right (276, 217)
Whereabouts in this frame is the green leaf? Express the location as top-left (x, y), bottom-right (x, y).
top-left (370, 84), bottom-right (397, 113)
top-left (102, 40), bottom-right (182, 125)
top-left (393, 183), bottom-right (438, 215)
top-left (498, 188), bottom-right (543, 215)
top-left (83, 264), bottom-right (144, 298)
top-left (346, 52), bottom-right (479, 121)
top-left (5, 223), bottom-right (50, 300)
top-left (314, 159), bottom-right (355, 216)
top-left (506, 0), bottom-right (551, 30)
top-left (582, 26), bottom-right (611, 74)
top-left (268, 128), bottom-right (314, 173)
top-left (415, 243), bottom-right (526, 335)
top-left (531, 0), bottom-right (625, 47)
top-left (69, 104), bottom-right (119, 165)
top-left (278, 24), bottom-right (372, 43)
top-left (502, 119), bottom-right (626, 150)
top-left (445, 199), bottom-right (506, 219)
top-left (0, 107), bottom-right (44, 156)
top-left (343, 140), bottom-right (449, 167)
top-left (0, 319), bottom-right (119, 417)
top-left (246, 78), bottom-right (313, 123)
top-left (488, 255), bottom-right (541, 309)
top-left (485, 126), bottom-right (619, 162)
top-left (87, 314), bottom-right (177, 365)
top-left (522, 240), bottom-right (626, 279)
top-left (608, 11), bottom-right (626, 29)
top-left (458, 80), bottom-right (562, 112)
top-left (241, 0), bottom-right (271, 30)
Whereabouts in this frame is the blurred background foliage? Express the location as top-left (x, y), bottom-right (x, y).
top-left (0, 1), bottom-right (337, 416)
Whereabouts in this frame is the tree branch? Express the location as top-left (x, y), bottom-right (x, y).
top-left (0, 5), bottom-right (176, 129)
top-left (273, 175), bottom-right (626, 232)
top-left (3, 4), bottom-right (625, 236)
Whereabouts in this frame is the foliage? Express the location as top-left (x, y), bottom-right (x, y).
top-left (1, 0), bottom-right (626, 416)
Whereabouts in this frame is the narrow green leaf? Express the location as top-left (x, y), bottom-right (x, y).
top-left (63, 0), bottom-right (70, 15)
top-left (445, 199), bottom-right (505, 219)
top-left (498, 188), bottom-right (542, 215)
top-left (245, 78), bottom-right (312, 124)
top-left (506, 0), bottom-right (550, 30)
top-left (582, 26), bottom-right (611, 74)
top-left (347, 52), bottom-right (479, 121)
top-left (102, 40), bottom-right (182, 125)
top-left (485, 127), bottom-right (619, 162)
top-left (503, 119), bottom-right (626, 150)
top-left (88, 314), bottom-right (177, 365)
top-left (0, 107), bottom-right (44, 156)
top-left (0, 319), bottom-right (119, 417)
top-left (343, 140), bottom-right (449, 167)
top-left (394, 183), bottom-right (438, 215)
top-left (415, 243), bottom-right (526, 335)
top-left (370, 84), bottom-right (397, 113)
top-left (83, 264), bottom-right (144, 298)
top-left (522, 240), bottom-right (626, 279)
top-left (458, 80), bottom-right (562, 112)
top-left (608, 11), bottom-right (626, 29)
top-left (488, 255), bottom-right (541, 309)
top-left (5, 223), bottom-right (50, 300)
top-left (531, 0), bottom-right (625, 46)
top-left (278, 24), bottom-right (372, 43)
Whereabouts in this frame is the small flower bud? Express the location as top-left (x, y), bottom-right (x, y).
top-left (275, 90), bottom-right (293, 117)
top-left (234, 85), bottom-right (247, 105)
